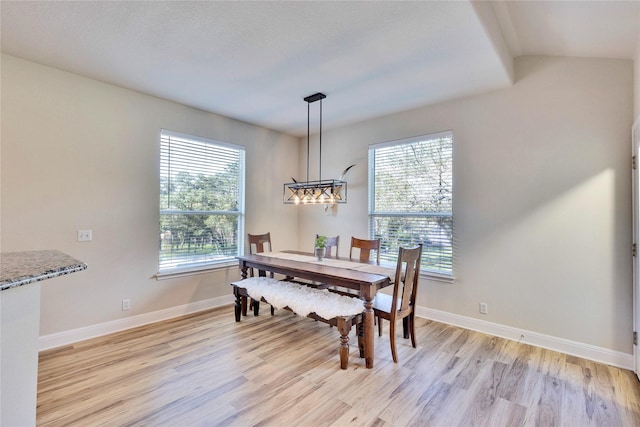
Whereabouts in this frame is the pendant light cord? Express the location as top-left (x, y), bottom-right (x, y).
top-left (306, 102), bottom-right (310, 183)
top-left (319, 99), bottom-right (322, 182)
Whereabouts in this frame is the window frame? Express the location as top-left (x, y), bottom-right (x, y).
top-left (157, 129), bottom-right (245, 278)
top-left (368, 131), bottom-right (454, 282)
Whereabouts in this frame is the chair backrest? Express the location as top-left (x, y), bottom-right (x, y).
top-left (316, 234), bottom-right (339, 258)
top-left (248, 232), bottom-right (272, 255)
top-left (391, 244), bottom-right (422, 316)
top-left (349, 237), bottom-right (381, 264)
top-left (247, 232), bottom-right (272, 278)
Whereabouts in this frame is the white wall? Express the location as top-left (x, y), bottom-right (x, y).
top-left (1, 53), bottom-right (634, 359)
top-left (1, 54), bottom-right (299, 336)
top-left (635, 25), bottom-right (640, 122)
top-left (299, 56), bottom-right (634, 354)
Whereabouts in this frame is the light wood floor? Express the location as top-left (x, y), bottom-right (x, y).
top-left (37, 305), bottom-right (640, 426)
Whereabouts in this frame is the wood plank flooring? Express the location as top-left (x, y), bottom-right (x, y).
top-left (37, 306), bottom-right (640, 426)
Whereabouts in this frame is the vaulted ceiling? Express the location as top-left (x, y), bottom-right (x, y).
top-left (2, 1), bottom-right (638, 136)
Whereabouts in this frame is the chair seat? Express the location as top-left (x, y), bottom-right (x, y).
top-left (372, 293), bottom-right (400, 315)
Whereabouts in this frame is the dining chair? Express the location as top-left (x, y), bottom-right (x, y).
top-left (349, 237), bottom-right (381, 264)
top-left (247, 232), bottom-right (274, 315)
top-left (316, 234), bottom-right (340, 258)
top-left (373, 244), bottom-right (422, 363)
top-left (248, 232), bottom-right (272, 257)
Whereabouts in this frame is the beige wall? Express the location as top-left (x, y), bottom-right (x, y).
top-left (636, 28), bottom-right (640, 122)
top-left (1, 53), bottom-right (634, 357)
top-left (1, 54), bottom-right (299, 335)
top-left (299, 56), bottom-right (634, 353)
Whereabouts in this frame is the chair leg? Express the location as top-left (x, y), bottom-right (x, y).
top-left (409, 314), bottom-right (417, 348)
top-left (234, 290), bottom-right (242, 322)
top-left (389, 320), bottom-right (398, 363)
top-left (378, 316), bottom-right (383, 337)
top-left (253, 299), bottom-right (260, 316)
top-left (270, 305), bottom-right (275, 316)
top-left (402, 317), bottom-right (409, 339)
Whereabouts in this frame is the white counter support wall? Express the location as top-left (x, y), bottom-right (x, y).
top-left (0, 250), bottom-right (87, 426)
top-left (1, 283), bottom-right (41, 426)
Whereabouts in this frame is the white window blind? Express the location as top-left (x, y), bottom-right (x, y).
top-left (369, 131), bottom-right (453, 277)
top-left (159, 130), bottom-right (245, 273)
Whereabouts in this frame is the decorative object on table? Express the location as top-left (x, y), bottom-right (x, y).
top-left (314, 235), bottom-right (327, 261)
top-left (283, 92), bottom-right (349, 205)
top-left (316, 234), bottom-right (340, 258)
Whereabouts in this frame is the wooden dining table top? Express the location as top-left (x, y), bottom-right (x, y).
top-left (237, 250), bottom-right (395, 291)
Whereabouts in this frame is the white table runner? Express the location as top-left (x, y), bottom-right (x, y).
top-left (257, 251), bottom-right (396, 279)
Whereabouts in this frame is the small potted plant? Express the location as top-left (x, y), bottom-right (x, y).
top-left (314, 235), bottom-right (327, 261)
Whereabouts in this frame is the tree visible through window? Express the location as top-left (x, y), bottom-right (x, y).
top-left (369, 131), bottom-right (453, 276)
top-left (159, 130), bottom-right (245, 273)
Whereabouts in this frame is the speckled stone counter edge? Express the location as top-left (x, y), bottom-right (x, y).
top-left (0, 250), bottom-right (87, 291)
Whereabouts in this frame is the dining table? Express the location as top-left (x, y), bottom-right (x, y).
top-left (236, 250), bottom-right (395, 369)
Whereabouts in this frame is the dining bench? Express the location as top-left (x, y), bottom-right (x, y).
top-left (230, 277), bottom-right (365, 369)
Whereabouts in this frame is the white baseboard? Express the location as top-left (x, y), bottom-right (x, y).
top-left (40, 299), bottom-right (634, 371)
top-left (416, 306), bottom-right (634, 371)
top-left (39, 294), bottom-right (235, 351)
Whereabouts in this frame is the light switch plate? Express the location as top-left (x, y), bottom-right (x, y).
top-left (77, 229), bottom-right (92, 242)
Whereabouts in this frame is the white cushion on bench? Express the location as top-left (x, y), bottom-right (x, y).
top-left (231, 277), bottom-right (364, 319)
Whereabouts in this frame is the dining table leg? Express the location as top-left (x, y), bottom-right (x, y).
top-left (361, 284), bottom-right (376, 368)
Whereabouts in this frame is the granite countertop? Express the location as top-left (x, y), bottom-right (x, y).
top-left (0, 250), bottom-right (87, 291)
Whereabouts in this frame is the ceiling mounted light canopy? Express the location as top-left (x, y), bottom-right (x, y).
top-left (283, 92), bottom-right (347, 205)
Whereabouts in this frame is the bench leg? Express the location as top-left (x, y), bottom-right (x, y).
top-left (337, 317), bottom-right (351, 370)
top-left (241, 295), bottom-right (248, 317)
top-left (234, 289), bottom-right (242, 322)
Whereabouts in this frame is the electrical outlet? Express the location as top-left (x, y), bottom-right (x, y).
top-left (122, 299), bottom-right (131, 311)
top-left (77, 229), bottom-right (92, 242)
top-left (479, 302), bottom-right (488, 315)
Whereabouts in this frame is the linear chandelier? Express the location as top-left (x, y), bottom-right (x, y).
top-left (283, 92), bottom-right (347, 205)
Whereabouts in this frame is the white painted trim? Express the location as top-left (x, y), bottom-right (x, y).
top-left (39, 294), bottom-right (235, 351)
top-left (40, 298), bottom-right (634, 372)
top-left (416, 307), bottom-right (634, 371)
top-left (155, 263), bottom-right (237, 280)
top-left (632, 116), bottom-right (640, 379)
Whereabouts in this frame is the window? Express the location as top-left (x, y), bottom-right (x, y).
top-left (369, 131), bottom-right (453, 278)
top-left (159, 130), bottom-right (245, 274)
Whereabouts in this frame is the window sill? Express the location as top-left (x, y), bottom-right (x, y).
top-left (155, 261), bottom-right (238, 280)
top-left (379, 261), bottom-right (454, 284)
top-left (421, 271), bottom-right (455, 284)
